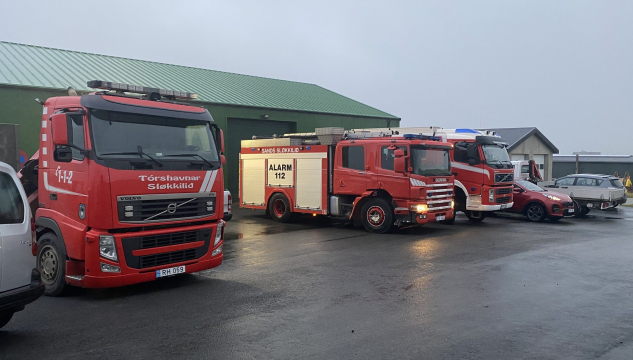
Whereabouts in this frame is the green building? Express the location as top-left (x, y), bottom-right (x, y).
top-left (0, 41), bottom-right (399, 195)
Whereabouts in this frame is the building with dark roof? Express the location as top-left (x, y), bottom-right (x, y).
top-left (0, 41), bottom-right (399, 195)
top-left (485, 127), bottom-right (559, 180)
top-left (553, 155), bottom-right (633, 179)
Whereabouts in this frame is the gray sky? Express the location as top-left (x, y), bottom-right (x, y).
top-left (3, 0), bottom-right (632, 154)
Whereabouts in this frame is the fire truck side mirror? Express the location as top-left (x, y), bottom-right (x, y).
top-left (51, 113), bottom-right (69, 146)
top-left (393, 148), bottom-right (405, 173)
top-left (220, 129), bottom-right (225, 154)
top-left (466, 143), bottom-right (479, 162)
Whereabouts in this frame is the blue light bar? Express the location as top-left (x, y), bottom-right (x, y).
top-left (455, 128), bottom-right (479, 133)
top-left (403, 134), bottom-right (441, 141)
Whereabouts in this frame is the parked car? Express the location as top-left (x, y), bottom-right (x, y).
top-left (0, 161), bottom-right (45, 329)
top-left (223, 190), bottom-right (232, 221)
top-left (509, 179), bottom-right (575, 222)
top-left (543, 174), bottom-right (627, 216)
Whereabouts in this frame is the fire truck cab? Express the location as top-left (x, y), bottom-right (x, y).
top-left (353, 127), bottom-right (515, 222)
top-left (240, 128), bottom-right (455, 233)
top-left (19, 81), bottom-right (226, 296)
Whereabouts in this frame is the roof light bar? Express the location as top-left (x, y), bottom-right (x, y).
top-left (403, 134), bottom-right (442, 141)
top-left (87, 80), bottom-right (198, 100)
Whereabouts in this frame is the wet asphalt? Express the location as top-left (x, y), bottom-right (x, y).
top-left (1, 207), bottom-right (633, 359)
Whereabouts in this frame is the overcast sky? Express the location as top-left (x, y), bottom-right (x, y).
top-left (3, 1), bottom-right (632, 154)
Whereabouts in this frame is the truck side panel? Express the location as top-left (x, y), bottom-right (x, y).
top-left (295, 158), bottom-right (323, 210)
top-left (241, 158), bottom-right (266, 206)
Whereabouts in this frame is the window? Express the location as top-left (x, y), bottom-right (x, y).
top-left (381, 146), bottom-right (407, 171)
top-left (342, 146), bottom-right (364, 170)
top-left (576, 177), bottom-right (602, 186)
top-left (0, 172), bottom-right (25, 224)
top-left (555, 177), bottom-right (575, 186)
top-left (69, 115), bottom-right (85, 161)
top-left (453, 143), bottom-right (469, 163)
top-left (610, 179), bottom-right (624, 188)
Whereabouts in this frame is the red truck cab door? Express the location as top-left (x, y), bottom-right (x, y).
top-left (374, 145), bottom-right (410, 199)
top-left (451, 141), bottom-right (485, 192)
top-left (333, 144), bottom-right (367, 195)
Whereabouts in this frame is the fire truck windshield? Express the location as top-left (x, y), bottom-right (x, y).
top-left (410, 147), bottom-right (451, 176)
top-left (481, 144), bottom-right (511, 168)
top-left (90, 110), bottom-right (219, 164)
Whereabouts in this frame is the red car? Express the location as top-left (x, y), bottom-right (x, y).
top-left (509, 180), bottom-right (575, 222)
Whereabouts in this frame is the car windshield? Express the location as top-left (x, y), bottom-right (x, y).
top-left (90, 110), bottom-right (219, 163)
top-left (482, 144), bottom-right (511, 164)
top-left (516, 179), bottom-right (544, 192)
top-left (410, 147), bottom-right (451, 176)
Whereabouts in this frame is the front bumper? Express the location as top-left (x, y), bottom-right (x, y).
top-left (394, 207), bottom-right (455, 226)
top-left (466, 202), bottom-right (514, 212)
top-left (0, 269), bottom-right (45, 313)
top-left (66, 221), bottom-right (224, 289)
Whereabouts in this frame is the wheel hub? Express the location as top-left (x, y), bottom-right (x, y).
top-left (367, 206), bottom-right (385, 227)
top-left (39, 247), bottom-right (58, 284)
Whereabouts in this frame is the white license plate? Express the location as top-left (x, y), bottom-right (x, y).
top-left (156, 265), bottom-right (185, 278)
top-left (436, 215), bottom-right (446, 221)
top-left (568, 208), bottom-right (575, 213)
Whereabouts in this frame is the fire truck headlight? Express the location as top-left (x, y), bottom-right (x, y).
top-left (451, 200), bottom-right (455, 209)
top-left (212, 245), bottom-right (223, 256)
top-left (411, 204), bottom-right (428, 213)
top-left (489, 189), bottom-right (495, 202)
top-left (99, 235), bottom-right (118, 262)
top-left (100, 262), bottom-right (121, 273)
top-left (214, 222), bottom-right (224, 247)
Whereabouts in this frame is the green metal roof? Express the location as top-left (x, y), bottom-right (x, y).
top-left (0, 41), bottom-right (398, 119)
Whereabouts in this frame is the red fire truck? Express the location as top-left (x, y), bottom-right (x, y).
top-left (354, 127), bottom-right (514, 223)
top-left (19, 81), bottom-right (226, 296)
top-left (239, 128), bottom-right (455, 233)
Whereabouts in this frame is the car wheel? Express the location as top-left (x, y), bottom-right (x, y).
top-left (0, 311), bottom-right (14, 329)
top-left (360, 198), bottom-right (393, 234)
top-left (465, 210), bottom-right (486, 223)
top-left (525, 203), bottom-right (547, 222)
top-left (37, 233), bottom-right (68, 296)
top-left (268, 193), bottom-right (292, 223)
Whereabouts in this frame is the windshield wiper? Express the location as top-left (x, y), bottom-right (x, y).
top-left (101, 146), bottom-right (164, 167)
top-left (163, 153), bottom-right (216, 168)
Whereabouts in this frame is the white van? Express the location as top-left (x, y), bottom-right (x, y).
top-left (0, 161), bottom-right (44, 329)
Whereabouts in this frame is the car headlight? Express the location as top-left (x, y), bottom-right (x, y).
top-left (543, 194), bottom-right (561, 201)
top-left (410, 204), bottom-right (428, 213)
top-left (99, 235), bottom-right (118, 262)
top-left (489, 189), bottom-right (494, 202)
top-left (214, 221), bottom-right (224, 247)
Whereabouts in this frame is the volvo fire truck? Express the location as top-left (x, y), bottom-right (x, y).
top-left (19, 81), bottom-right (226, 296)
top-left (239, 128), bottom-right (455, 233)
top-left (353, 127), bottom-right (514, 222)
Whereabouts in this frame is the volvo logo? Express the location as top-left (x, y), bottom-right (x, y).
top-left (167, 203), bottom-right (177, 214)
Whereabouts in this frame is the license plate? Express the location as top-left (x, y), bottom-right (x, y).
top-left (500, 204), bottom-right (510, 209)
top-left (436, 215), bottom-right (446, 221)
top-left (156, 265), bottom-right (185, 278)
top-left (568, 208), bottom-right (575, 213)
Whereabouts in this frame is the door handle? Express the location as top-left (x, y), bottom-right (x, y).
top-left (358, 171), bottom-right (365, 174)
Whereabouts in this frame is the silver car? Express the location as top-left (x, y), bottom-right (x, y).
top-left (0, 161), bottom-right (44, 329)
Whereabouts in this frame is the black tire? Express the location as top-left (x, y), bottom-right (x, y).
top-left (580, 207), bottom-right (591, 216)
top-left (37, 233), bottom-right (68, 296)
top-left (525, 203), bottom-right (547, 222)
top-left (465, 210), bottom-right (486, 223)
top-left (360, 198), bottom-right (393, 234)
top-left (268, 193), bottom-right (292, 223)
top-left (0, 311), bottom-right (14, 329)
top-left (549, 216), bottom-right (562, 222)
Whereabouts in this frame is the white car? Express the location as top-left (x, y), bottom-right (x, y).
top-left (0, 161), bottom-right (44, 329)
top-left (223, 190), bottom-right (232, 221)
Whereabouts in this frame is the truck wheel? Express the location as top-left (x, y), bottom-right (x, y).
top-left (465, 211), bottom-right (486, 223)
top-left (37, 233), bottom-right (68, 296)
top-left (361, 198), bottom-right (393, 234)
top-left (525, 203), bottom-right (546, 222)
top-left (268, 193), bottom-right (292, 223)
top-left (0, 311), bottom-right (14, 329)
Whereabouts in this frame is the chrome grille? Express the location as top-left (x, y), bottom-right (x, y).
top-left (117, 193), bottom-right (217, 223)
